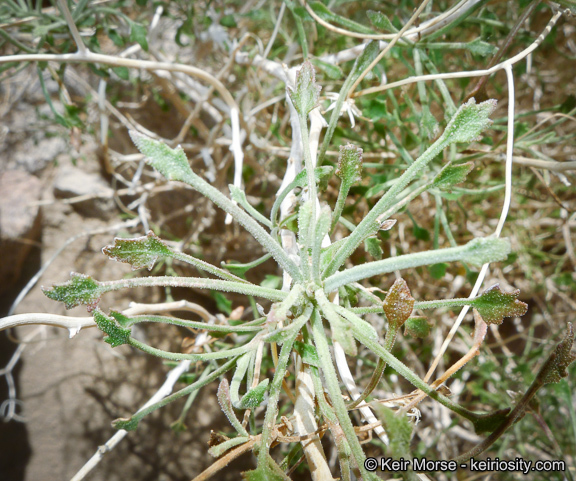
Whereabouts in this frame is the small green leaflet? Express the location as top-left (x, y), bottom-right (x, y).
top-left (129, 130), bottom-right (194, 183)
top-left (336, 143), bottom-right (363, 186)
top-left (404, 317), bottom-right (430, 339)
top-left (289, 61), bottom-right (322, 116)
top-left (367, 10), bottom-right (397, 33)
top-left (129, 22), bottom-right (149, 52)
top-left (464, 237), bottom-right (510, 268)
top-left (42, 272), bottom-right (104, 312)
top-left (470, 284), bottom-right (528, 325)
top-left (439, 98), bottom-right (497, 146)
top-left (293, 340), bottom-right (320, 367)
top-left (237, 379), bottom-right (270, 409)
top-left (102, 231), bottom-right (172, 270)
top-left (93, 308), bottom-right (132, 347)
top-left (433, 162), bottom-right (474, 191)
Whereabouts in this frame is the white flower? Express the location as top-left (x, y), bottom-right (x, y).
top-left (324, 93), bottom-right (363, 128)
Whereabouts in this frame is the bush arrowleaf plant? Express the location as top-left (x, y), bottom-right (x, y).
top-left (38, 58), bottom-right (575, 480)
top-left (2, 1), bottom-right (575, 478)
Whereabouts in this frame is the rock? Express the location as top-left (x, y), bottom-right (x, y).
top-left (0, 170), bottom-right (42, 292)
top-left (53, 165), bottom-right (115, 218)
top-left (12, 135), bottom-right (67, 173)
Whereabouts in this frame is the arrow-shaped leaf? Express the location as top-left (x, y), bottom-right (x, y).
top-left (103, 231), bottom-right (172, 270)
top-left (42, 272), bottom-right (104, 312)
top-left (439, 98), bottom-right (497, 146)
top-left (470, 284), bottom-right (528, 325)
top-left (93, 308), bottom-right (132, 347)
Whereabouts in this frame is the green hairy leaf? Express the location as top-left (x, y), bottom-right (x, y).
top-left (238, 379), bottom-right (270, 409)
top-left (42, 273), bottom-right (104, 312)
top-left (242, 461), bottom-right (288, 481)
top-left (309, 2), bottom-right (376, 34)
top-left (129, 130), bottom-right (194, 183)
top-left (433, 161), bottom-right (474, 191)
top-left (464, 236), bottom-right (510, 267)
top-left (470, 284), bottom-right (528, 325)
top-left (367, 10), bottom-right (398, 32)
top-left (289, 60), bottom-right (321, 116)
top-left (102, 231), bottom-right (172, 270)
top-left (352, 40), bottom-right (380, 79)
top-left (293, 340), bottom-right (320, 367)
top-left (404, 316), bottom-right (431, 339)
top-left (218, 378), bottom-right (249, 435)
top-left (420, 105), bottom-right (440, 140)
top-left (382, 278), bottom-right (415, 329)
top-left (336, 143), bottom-right (363, 186)
top-left (93, 308), bottom-right (132, 347)
top-left (298, 200), bottom-right (313, 246)
top-left (208, 436), bottom-right (250, 458)
top-left (331, 313), bottom-right (357, 357)
top-left (439, 98), bottom-right (497, 145)
top-left (310, 58), bottom-right (343, 80)
top-left (467, 38), bottom-right (498, 56)
top-left (129, 22), bottom-right (149, 52)
top-left (364, 236), bottom-right (383, 260)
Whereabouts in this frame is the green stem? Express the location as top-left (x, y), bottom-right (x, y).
top-left (455, 336), bottom-right (574, 463)
top-left (113, 357), bottom-right (238, 431)
top-left (258, 306), bottom-right (312, 466)
top-left (298, 112), bottom-right (317, 279)
top-left (310, 306), bottom-right (374, 480)
top-left (347, 324), bottom-right (398, 409)
top-left (222, 253), bottom-right (272, 276)
top-left (173, 365), bottom-right (213, 429)
top-left (310, 365), bottom-right (352, 481)
top-left (122, 314), bottom-right (264, 334)
top-left (330, 179), bottom-right (352, 234)
top-left (128, 337), bottom-right (257, 362)
top-left (323, 237), bottom-right (507, 292)
top-left (171, 249), bottom-right (249, 283)
top-left (101, 276), bottom-right (287, 302)
top-left (318, 42), bottom-right (378, 166)
top-left (132, 133), bottom-right (302, 281)
top-left (270, 167), bottom-right (332, 228)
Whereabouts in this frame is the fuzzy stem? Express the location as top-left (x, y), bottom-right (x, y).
top-left (115, 357), bottom-right (238, 430)
top-left (311, 300), bottom-right (375, 480)
top-left (258, 307), bottom-right (312, 467)
top-left (323, 239), bottom-right (502, 293)
top-left (298, 112), bottom-right (317, 281)
top-left (127, 336), bottom-right (257, 362)
top-left (100, 276), bottom-right (287, 302)
top-left (347, 324), bottom-right (398, 409)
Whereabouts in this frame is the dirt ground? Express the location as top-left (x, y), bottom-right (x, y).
top-left (0, 74), bottom-right (259, 481)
